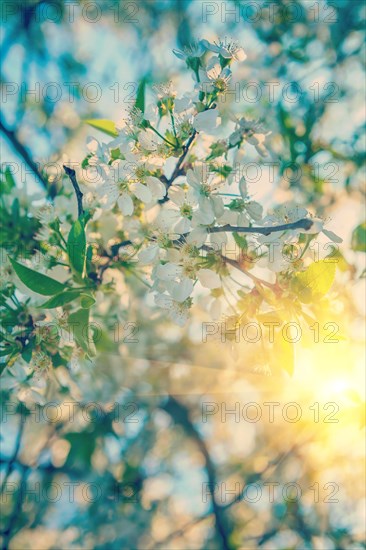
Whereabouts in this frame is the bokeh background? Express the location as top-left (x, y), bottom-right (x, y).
top-left (1, 1), bottom-right (365, 549)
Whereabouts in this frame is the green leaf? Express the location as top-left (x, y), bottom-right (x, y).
top-left (9, 258), bottom-right (67, 296)
top-left (2, 167), bottom-right (16, 193)
top-left (291, 260), bottom-right (336, 303)
top-left (233, 232), bottom-right (247, 250)
top-left (351, 222), bottom-right (366, 252)
top-left (65, 432), bottom-right (96, 467)
top-left (68, 308), bottom-right (95, 356)
top-left (81, 154), bottom-right (93, 169)
top-left (135, 78), bottom-right (146, 113)
top-left (85, 119), bottom-right (118, 137)
top-left (38, 290), bottom-right (82, 309)
top-left (110, 147), bottom-right (122, 161)
top-left (11, 199), bottom-right (19, 221)
top-left (67, 219), bottom-right (86, 276)
top-left (80, 294), bottom-right (96, 309)
top-left (21, 345), bottom-right (33, 363)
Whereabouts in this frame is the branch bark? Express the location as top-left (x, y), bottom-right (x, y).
top-left (160, 130), bottom-right (197, 203)
top-left (160, 395), bottom-right (234, 550)
top-left (63, 165), bottom-right (84, 217)
top-left (208, 218), bottom-right (313, 236)
top-left (0, 117), bottom-right (49, 191)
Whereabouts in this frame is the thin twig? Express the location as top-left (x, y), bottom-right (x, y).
top-left (0, 412), bottom-right (26, 497)
top-left (208, 218), bottom-right (313, 236)
top-left (202, 245), bottom-right (276, 290)
top-left (63, 165), bottom-right (84, 218)
top-left (160, 130), bottom-right (197, 203)
top-left (0, 117), bottom-right (48, 191)
top-left (160, 396), bottom-right (234, 550)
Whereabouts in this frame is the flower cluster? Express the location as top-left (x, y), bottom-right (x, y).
top-left (1, 38), bottom-right (342, 383)
top-left (77, 38), bottom-right (340, 324)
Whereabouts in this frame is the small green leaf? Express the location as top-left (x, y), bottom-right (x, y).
top-left (81, 154), bottom-right (93, 169)
top-left (0, 347), bottom-right (14, 357)
top-left (85, 119), bottom-right (118, 137)
top-left (233, 232), bottom-right (247, 250)
top-left (68, 308), bottom-right (95, 356)
top-left (38, 290), bottom-right (81, 309)
top-left (351, 222), bottom-right (366, 252)
top-left (291, 260), bottom-right (336, 303)
top-left (21, 345), bottom-right (33, 363)
top-left (110, 148), bottom-right (122, 161)
top-left (9, 258), bottom-right (67, 296)
top-left (80, 294), bottom-right (96, 309)
top-left (86, 245), bottom-right (93, 262)
top-left (4, 167), bottom-right (16, 192)
top-left (135, 78), bottom-right (146, 113)
top-left (11, 199), bottom-right (19, 221)
top-left (68, 219), bottom-right (86, 277)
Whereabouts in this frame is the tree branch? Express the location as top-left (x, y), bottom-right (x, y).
top-left (0, 413), bottom-right (26, 498)
top-left (160, 130), bottom-right (197, 203)
top-left (0, 117), bottom-right (49, 191)
top-left (202, 245), bottom-right (277, 290)
top-left (208, 218), bottom-right (313, 236)
top-left (63, 165), bottom-right (84, 217)
top-left (160, 395), bottom-right (234, 550)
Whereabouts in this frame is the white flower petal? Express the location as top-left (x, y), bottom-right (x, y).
top-left (138, 129), bottom-right (160, 151)
top-left (117, 193), bottom-right (134, 216)
top-left (187, 227), bottom-right (207, 246)
top-left (174, 217), bottom-right (191, 234)
top-left (209, 231), bottom-right (227, 250)
top-left (156, 262), bottom-right (182, 281)
top-left (239, 177), bottom-right (247, 199)
top-left (246, 201), bottom-right (263, 221)
top-left (193, 109), bottom-right (220, 134)
top-left (146, 176), bottom-right (166, 200)
top-left (131, 182), bottom-right (153, 203)
top-left (168, 186), bottom-right (186, 206)
top-left (154, 293), bottom-right (174, 310)
top-left (197, 268), bottom-right (221, 289)
top-left (157, 209), bottom-right (180, 230)
top-left (195, 199), bottom-right (215, 225)
top-left (139, 244), bottom-right (159, 265)
top-left (170, 278), bottom-right (193, 302)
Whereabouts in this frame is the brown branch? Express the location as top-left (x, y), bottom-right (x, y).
top-left (0, 412), bottom-right (26, 498)
top-left (159, 395), bottom-right (234, 550)
top-left (208, 218), bottom-right (313, 236)
top-left (201, 244), bottom-right (276, 290)
top-left (63, 165), bottom-right (84, 217)
top-left (159, 130), bottom-right (197, 203)
top-left (0, 117), bottom-right (49, 191)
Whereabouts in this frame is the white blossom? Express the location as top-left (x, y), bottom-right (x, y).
top-left (201, 38), bottom-right (246, 62)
